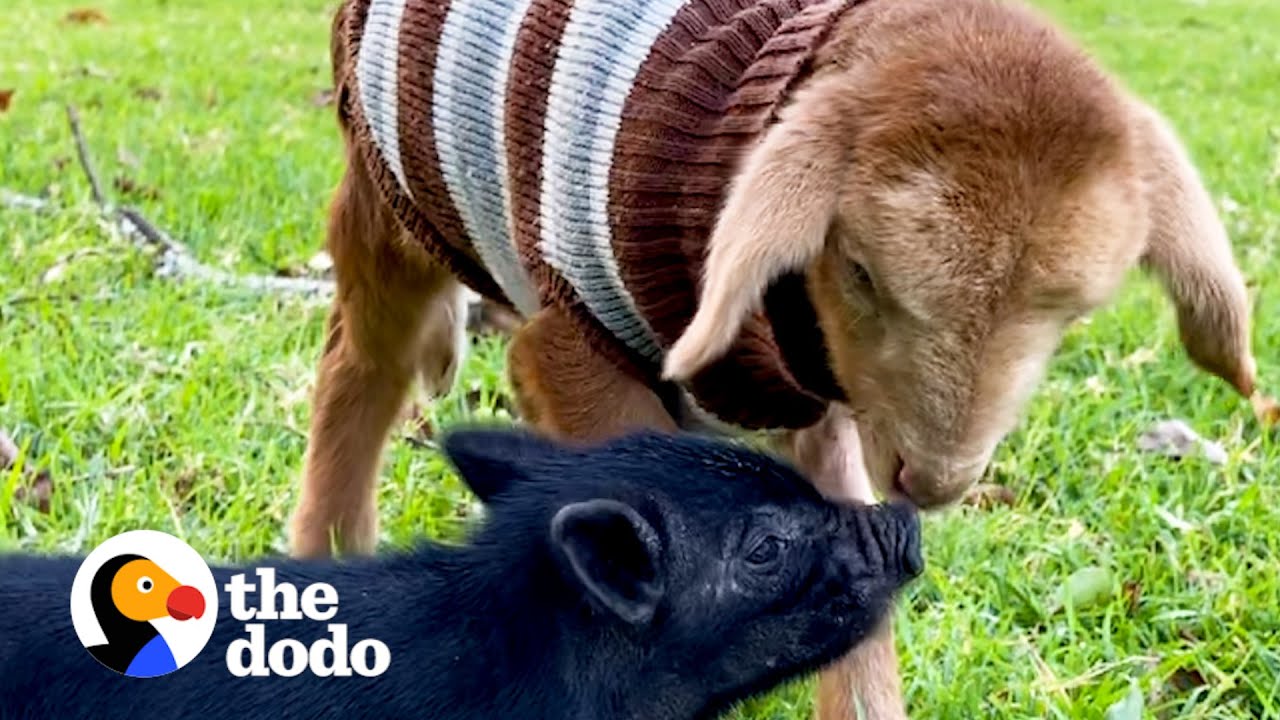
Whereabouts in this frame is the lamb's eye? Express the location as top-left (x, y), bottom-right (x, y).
top-left (745, 536), bottom-right (784, 566)
top-left (849, 262), bottom-right (874, 291)
top-left (137, 577), bottom-right (154, 593)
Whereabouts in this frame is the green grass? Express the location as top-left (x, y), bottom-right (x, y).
top-left (1, 0), bottom-right (1278, 717)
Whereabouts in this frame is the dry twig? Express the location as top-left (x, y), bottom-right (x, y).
top-left (0, 430), bottom-right (19, 469)
top-left (4, 105), bottom-right (519, 331)
top-left (0, 189), bottom-right (49, 211)
top-left (63, 103), bottom-right (336, 297)
top-left (65, 104), bottom-right (107, 206)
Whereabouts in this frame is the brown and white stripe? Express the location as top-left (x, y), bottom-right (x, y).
top-left (340, 0), bottom-right (859, 429)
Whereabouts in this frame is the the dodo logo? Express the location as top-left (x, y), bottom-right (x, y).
top-left (69, 530), bottom-right (219, 678)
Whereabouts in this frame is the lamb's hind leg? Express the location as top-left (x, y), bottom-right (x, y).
top-left (506, 306), bottom-right (678, 442)
top-left (289, 148), bottom-right (464, 559)
top-left (786, 406), bottom-right (908, 720)
top-left (418, 284), bottom-right (469, 398)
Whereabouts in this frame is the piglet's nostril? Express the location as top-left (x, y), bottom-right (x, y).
top-left (836, 504), bottom-right (924, 578)
top-left (901, 529), bottom-right (924, 578)
top-left (887, 502), bottom-right (924, 578)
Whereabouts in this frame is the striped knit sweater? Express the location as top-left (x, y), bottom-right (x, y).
top-left (337, 0), bottom-right (857, 429)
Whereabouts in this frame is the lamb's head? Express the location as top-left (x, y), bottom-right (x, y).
top-left (663, 0), bottom-right (1255, 509)
top-left (439, 427), bottom-right (922, 718)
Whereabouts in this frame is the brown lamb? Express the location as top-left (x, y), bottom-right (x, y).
top-left (292, 0), bottom-right (1260, 717)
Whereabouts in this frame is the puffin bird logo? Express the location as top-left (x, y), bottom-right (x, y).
top-left (70, 530), bottom-right (219, 678)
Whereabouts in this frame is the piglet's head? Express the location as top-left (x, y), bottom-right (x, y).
top-left (663, 0), bottom-right (1256, 509)
top-left (440, 427), bottom-right (922, 717)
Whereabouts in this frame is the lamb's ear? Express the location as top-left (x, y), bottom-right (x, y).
top-left (1133, 101), bottom-right (1257, 397)
top-left (440, 427), bottom-right (564, 503)
top-left (662, 92), bottom-right (842, 382)
top-left (551, 499), bottom-right (665, 625)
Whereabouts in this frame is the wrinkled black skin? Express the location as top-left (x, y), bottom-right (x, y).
top-left (0, 429), bottom-right (922, 720)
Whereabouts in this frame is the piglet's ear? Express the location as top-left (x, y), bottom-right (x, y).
top-left (440, 427), bottom-right (564, 503)
top-left (663, 80), bottom-right (843, 382)
top-left (551, 499), bottom-right (665, 625)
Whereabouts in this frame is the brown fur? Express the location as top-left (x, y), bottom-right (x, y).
top-left (508, 307), bottom-right (679, 442)
top-left (665, 0), bottom-right (1253, 508)
top-left (293, 0), bottom-right (1256, 717)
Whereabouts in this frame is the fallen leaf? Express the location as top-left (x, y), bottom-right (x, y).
top-left (116, 146), bottom-right (140, 169)
top-left (961, 482), bottom-right (1016, 510)
top-left (40, 248), bottom-right (104, 284)
top-left (1272, 131), bottom-right (1280, 185)
top-left (0, 188), bottom-right (43, 213)
top-left (1251, 392), bottom-right (1280, 428)
top-left (1065, 518), bottom-right (1087, 540)
top-left (113, 175), bottom-right (160, 200)
top-left (307, 250), bottom-right (334, 275)
top-left (52, 155), bottom-right (71, 172)
top-left (132, 86), bottom-right (163, 101)
top-left (310, 88), bottom-right (336, 107)
top-left (1168, 666), bottom-right (1207, 692)
top-left (41, 262), bottom-right (69, 284)
top-left (1103, 682), bottom-right (1144, 720)
top-left (1154, 506), bottom-right (1197, 533)
top-left (72, 64), bottom-right (111, 79)
top-left (1122, 347), bottom-right (1158, 367)
top-left (1187, 569), bottom-right (1227, 590)
top-left (1084, 375), bottom-right (1108, 396)
top-left (1056, 566), bottom-right (1113, 611)
top-left (63, 7), bottom-right (109, 24)
top-left (275, 253), bottom-right (332, 279)
top-left (0, 89), bottom-right (12, 113)
top-left (1136, 419), bottom-right (1227, 465)
top-left (13, 470), bottom-right (53, 514)
top-left (3, 430), bottom-right (52, 513)
top-left (1122, 580), bottom-right (1142, 614)
top-left (167, 469), bottom-right (198, 503)
top-left (0, 430), bottom-right (18, 468)
top-left (1177, 627), bottom-right (1202, 643)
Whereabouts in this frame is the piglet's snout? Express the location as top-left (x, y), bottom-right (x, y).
top-left (888, 503), bottom-right (924, 579)
top-left (834, 502), bottom-right (923, 580)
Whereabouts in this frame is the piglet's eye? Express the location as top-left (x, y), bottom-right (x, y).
top-left (745, 536), bottom-right (784, 566)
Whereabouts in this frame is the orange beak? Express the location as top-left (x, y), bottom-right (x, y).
top-left (165, 585), bottom-right (205, 621)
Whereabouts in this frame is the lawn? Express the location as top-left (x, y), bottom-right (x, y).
top-left (1, 0), bottom-right (1277, 717)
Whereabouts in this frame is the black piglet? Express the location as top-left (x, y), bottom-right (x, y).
top-left (0, 428), bottom-right (922, 720)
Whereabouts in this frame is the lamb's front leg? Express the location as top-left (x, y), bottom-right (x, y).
top-left (786, 406), bottom-right (908, 720)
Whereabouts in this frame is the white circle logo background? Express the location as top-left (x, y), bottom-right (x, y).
top-left (69, 530), bottom-right (219, 671)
